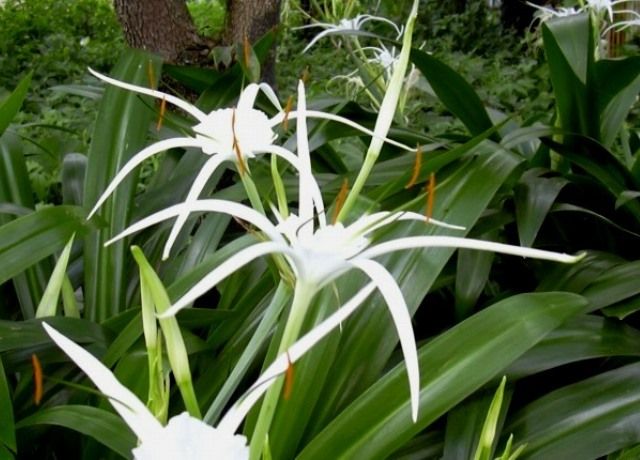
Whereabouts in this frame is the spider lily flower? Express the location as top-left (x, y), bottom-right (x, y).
top-left (583, 0), bottom-right (638, 22)
top-left (42, 285), bottom-right (376, 459)
top-left (87, 69), bottom-right (412, 260)
top-left (527, 2), bottom-right (580, 24)
top-left (297, 14), bottom-right (403, 53)
top-left (106, 81), bottom-right (583, 422)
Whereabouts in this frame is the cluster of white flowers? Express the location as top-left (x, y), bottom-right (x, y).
top-left (527, 0), bottom-right (640, 33)
top-left (44, 2), bottom-right (583, 458)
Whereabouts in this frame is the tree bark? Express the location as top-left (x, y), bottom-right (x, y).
top-left (113, 0), bottom-right (211, 63)
top-left (223, 0), bottom-right (282, 45)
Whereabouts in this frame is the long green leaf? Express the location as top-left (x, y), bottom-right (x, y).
top-left (411, 48), bottom-right (494, 138)
top-left (83, 50), bottom-right (162, 321)
top-left (0, 206), bottom-right (88, 286)
top-left (508, 362), bottom-right (640, 459)
top-left (298, 292), bottom-right (588, 459)
top-left (35, 235), bottom-right (75, 318)
top-left (16, 405), bottom-right (135, 459)
top-left (0, 72), bottom-right (31, 137)
top-left (0, 357), bottom-right (15, 453)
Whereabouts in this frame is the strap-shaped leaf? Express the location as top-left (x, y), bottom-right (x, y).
top-left (0, 206), bottom-right (88, 286)
top-left (16, 405), bottom-right (135, 459)
top-left (298, 292), bottom-right (587, 459)
top-left (0, 72), bottom-right (31, 137)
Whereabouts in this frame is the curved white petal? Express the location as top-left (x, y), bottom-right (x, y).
top-left (301, 29), bottom-right (337, 53)
top-left (159, 241), bottom-right (293, 319)
top-left (106, 199), bottom-right (284, 247)
top-left (88, 137), bottom-right (209, 219)
top-left (43, 323), bottom-right (162, 441)
top-left (350, 211), bottom-right (465, 238)
top-left (88, 68), bottom-right (208, 122)
top-left (217, 282), bottom-right (377, 433)
top-left (273, 110), bottom-right (413, 152)
top-left (350, 259), bottom-right (419, 422)
top-left (360, 236), bottom-right (583, 263)
top-left (162, 155), bottom-right (230, 260)
top-left (237, 83), bottom-right (282, 112)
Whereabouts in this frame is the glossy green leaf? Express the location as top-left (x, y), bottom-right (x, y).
top-left (454, 236), bottom-right (495, 320)
top-left (508, 362), bottom-right (640, 459)
top-left (411, 48), bottom-right (494, 137)
top-left (0, 206), bottom-right (88, 287)
top-left (506, 315), bottom-right (640, 378)
top-left (0, 357), bottom-right (15, 453)
top-left (514, 170), bottom-right (567, 247)
top-left (16, 405), bottom-right (135, 459)
top-left (473, 377), bottom-right (507, 460)
top-left (595, 57), bottom-right (640, 147)
top-left (543, 14), bottom-right (599, 139)
top-left (83, 50), bottom-right (162, 321)
top-left (443, 390), bottom-right (496, 460)
top-left (0, 72), bottom-right (31, 136)
top-left (298, 292), bottom-right (588, 459)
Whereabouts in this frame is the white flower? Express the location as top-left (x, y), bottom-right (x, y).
top-left (106, 81), bottom-right (583, 423)
top-left (87, 69), bottom-right (412, 261)
top-left (297, 14), bottom-right (403, 53)
top-left (527, 2), bottom-right (580, 25)
top-left (42, 284), bottom-right (376, 459)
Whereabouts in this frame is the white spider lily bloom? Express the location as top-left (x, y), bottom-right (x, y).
top-left (364, 43), bottom-right (400, 81)
top-left (87, 69), bottom-right (412, 260)
top-left (584, 0), bottom-right (638, 22)
top-left (297, 14), bottom-right (403, 53)
top-left (42, 286), bottom-right (376, 459)
top-left (106, 81), bottom-right (583, 422)
top-left (527, 2), bottom-right (580, 24)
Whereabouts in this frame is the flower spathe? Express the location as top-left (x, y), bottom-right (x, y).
top-left (42, 284), bottom-right (377, 459)
top-left (87, 69), bottom-right (412, 261)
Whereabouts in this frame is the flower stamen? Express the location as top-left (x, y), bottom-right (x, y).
top-left (156, 97), bottom-right (167, 132)
top-left (405, 145), bottom-right (422, 189)
top-left (243, 35), bottom-right (251, 69)
top-left (283, 95), bottom-right (295, 131)
top-left (333, 178), bottom-right (350, 224)
top-left (425, 172), bottom-right (436, 222)
top-left (283, 352), bottom-right (294, 400)
top-left (31, 353), bottom-right (43, 405)
top-left (231, 108), bottom-right (247, 175)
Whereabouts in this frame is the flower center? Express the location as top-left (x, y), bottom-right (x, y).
top-left (193, 108), bottom-right (276, 157)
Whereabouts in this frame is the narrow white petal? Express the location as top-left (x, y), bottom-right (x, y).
top-left (43, 323), bottom-right (162, 441)
top-left (237, 83), bottom-right (283, 112)
top-left (350, 259), bottom-right (419, 422)
top-left (162, 154), bottom-right (229, 260)
top-left (158, 241), bottom-right (292, 318)
top-left (106, 199), bottom-right (284, 247)
top-left (88, 68), bottom-right (208, 122)
top-left (296, 81), bottom-right (314, 238)
top-left (88, 137), bottom-right (208, 219)
top-left (301, 29), bottom-right (336, 53)
top-left (360, 236), bottom-right (583, 263)
top-left (217, 282), bottom-right (377, 433)
top-left (350, 211), bottom-right (465, 238)
top-left (274, 110), bottom-right (413, 152)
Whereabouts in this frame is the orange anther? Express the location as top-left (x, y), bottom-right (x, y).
top-left (283, 352), bottom-right (294, 400)
top-left (243, 35), bottom-right (252, 69)
top-left (425, 172), bottom-right (436, 221)
top-left (283, 95), bottom-right (294, 131)
top-left (405, 145), bottom-right (422, 189)
top-left (332, 178), bottom-right (350, 224)
top-left (156, 97), bottom-right (167, 131)
top-left (31, 354), bottom-right (43, 405)
top-left (231, 109), bottom-right (247, 175)
top-left (301, 66), bottom-right (311, 85)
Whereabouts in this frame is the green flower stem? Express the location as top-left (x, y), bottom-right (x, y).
top-left (241, 171), bottom-right (265, 215)
top-left (249, 280), bottom-right (316, 460)
top-left (337, 0), bottom-right (419, 222)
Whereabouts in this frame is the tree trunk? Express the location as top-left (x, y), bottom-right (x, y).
top-left (113, 0), bottom-right (210, 63)
top-left (223, 0), bottom-right (282, 44)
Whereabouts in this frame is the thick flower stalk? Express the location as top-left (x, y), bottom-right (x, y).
top-left (42, 283), bottom-right (376, 460)
top-left (87, 69), bottom-right (412, 260)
